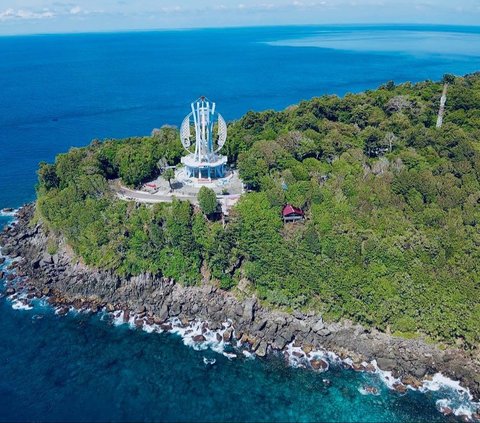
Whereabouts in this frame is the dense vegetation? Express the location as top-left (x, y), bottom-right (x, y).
top-left (36, 73), bottom-right (480, 349)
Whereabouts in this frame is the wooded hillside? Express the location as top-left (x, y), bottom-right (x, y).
top-left (36, 73), bottom-right (480, 348)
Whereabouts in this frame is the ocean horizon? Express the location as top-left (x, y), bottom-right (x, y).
top-left (1, 25), bottom-right (480, 421)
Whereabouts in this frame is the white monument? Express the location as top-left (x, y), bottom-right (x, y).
top-left (180, 96), bottom-right (228, 181)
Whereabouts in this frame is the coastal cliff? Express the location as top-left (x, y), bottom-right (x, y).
top-left (2, 204), bottom-right (479, 404)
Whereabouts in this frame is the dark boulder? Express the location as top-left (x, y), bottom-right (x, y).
top-left (158, 303), bottom-right (169, 321)
top-left (193, 334), bottom-right (206, 343)
top-left (57, 306), bottom-right (69, 316)
top-left (160, 323), bottom-right (173, 331)
top-left (392, 382), bottom-right (408, 393)
top-left (376, 357), bottom-right (397, 371)
top-left (292, 310), bottom-right (304, 320)
top-left (243, 298), bottom-right (256, 322)
top-left (310, 358), bottom-right (328, 370)
top-left (439, 406), bottom-right (453, 416)
top-left (234, 304), bottom-right (243, 317)
top-left (169, 302), bottom-right (181, 316)
top-left (352, 363), bottom-right (365, 372)
top-left (401, 375), bottom-right (423, 389)
top-left (316, 328), bottom-right (331, 337)
top-left (412, 366), bottom-right (427, 379)
top-left (5, 287), bottom-right (15, 296)
top-left (312, 318), bottom-right (325, 333)
top-left (279, 325), bottom-right (295, 344)
top-left (264, 322), bottom-right (278, 339)
top-left (363, 385), bottom-right (379, 395)
top-left (223, 328), bottom-right (233, 342)
top-left (255, 341), bottom-right (268, 357)
top-left (254, 319), bottom-right (267, 332)
top-left (72, 299), bottom-right (83, 309)
top-left (302, 344), bottom-right (314, 355)
top-left (1, 246), bottom-right (12, 256)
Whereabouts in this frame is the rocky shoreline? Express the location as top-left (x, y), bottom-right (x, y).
top-left (1, 204), bottom-right (480, 418)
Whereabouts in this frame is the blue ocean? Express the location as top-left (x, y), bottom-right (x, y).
top-left (1, 25), bottom-right (480, 422)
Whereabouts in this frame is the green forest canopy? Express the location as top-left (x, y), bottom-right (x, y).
top-left (36, 73), bottom-right (480, 349)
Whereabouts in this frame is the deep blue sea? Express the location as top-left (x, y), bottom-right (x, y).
top-left (1, 25), bottom-right (480, 422)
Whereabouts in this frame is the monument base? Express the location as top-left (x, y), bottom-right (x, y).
top-left (181, 155), bottom-right (228, 181)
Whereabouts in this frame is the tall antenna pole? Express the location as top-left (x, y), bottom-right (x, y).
top-left (436, 83), bottom-right (448, 129)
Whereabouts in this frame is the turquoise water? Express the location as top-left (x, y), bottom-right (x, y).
top-left (0, 276), bottom-right (456, 422)
top-left (1, 25), bottom-right (480, 421)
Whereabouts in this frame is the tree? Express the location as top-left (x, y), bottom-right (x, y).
top-left (442, 73), bottom-right (455, 85)
top-left (238, 151), bottom-right (269, 190)
top-left (198, 187), bottom-right (218, 217)
top-left (157, 157), bottom-right (168, 172)
top-left (162, 168), bottom-right (175, 191)
top-left (362, 126), bottom-right (387, 157)
top-left (384, 132), bottom-right (398, 152)
top-left (116, 143), bottom-right (156, 187)
top-left (37, 162), bottom-right (59, 190)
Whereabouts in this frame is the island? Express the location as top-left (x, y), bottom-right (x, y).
top-left (1, 73), bottom-right (480, 414)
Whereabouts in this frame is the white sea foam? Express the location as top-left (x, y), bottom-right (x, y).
top-left (420, 373), bottom-right (472, 398)
top-left (203, 357), bottom-right (216, 365)
top-left (242, 350), bottom-right (255, 360)
top-left (108, 312), bottom-right (232, 356)
top-left (11, 299), bottom-right (33, 310)
top-left (111, 311), bottom-right (127, 326)
top-left (142, 323), bottom-right (160, 333)
top-left (223, 352), bottom-right (237, 360)
top-left (373, 362), bottom-right (402, 390)
top-left (436, 398), bottom-right (452, 410)
top-left (420, 373), bottom-right (480, 419)
top-left (307, 353), bottom-right (480, 419)
top-left (169, 318), bottom-right (227, 353)
top-left (358, 386), bottom-right (380, 396)
top-left (363, 364), bottom-right (480, 419)
top-left (0, 208), bottom-right (18, 217)
top-left (284, 342), bottom-right (332, 372)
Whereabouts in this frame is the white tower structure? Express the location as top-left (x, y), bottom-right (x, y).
top-left (180, 97), bottom-right (228, 180)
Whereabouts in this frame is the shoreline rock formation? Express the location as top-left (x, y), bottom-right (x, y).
top-left (1, 204), bottom-right (479, 404)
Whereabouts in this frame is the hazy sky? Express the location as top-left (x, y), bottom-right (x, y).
top-left (0, 0), bottom-right (479, 35)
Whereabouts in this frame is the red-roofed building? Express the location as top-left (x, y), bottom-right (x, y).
top-left (282, 204), bottom-right (305, 223)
